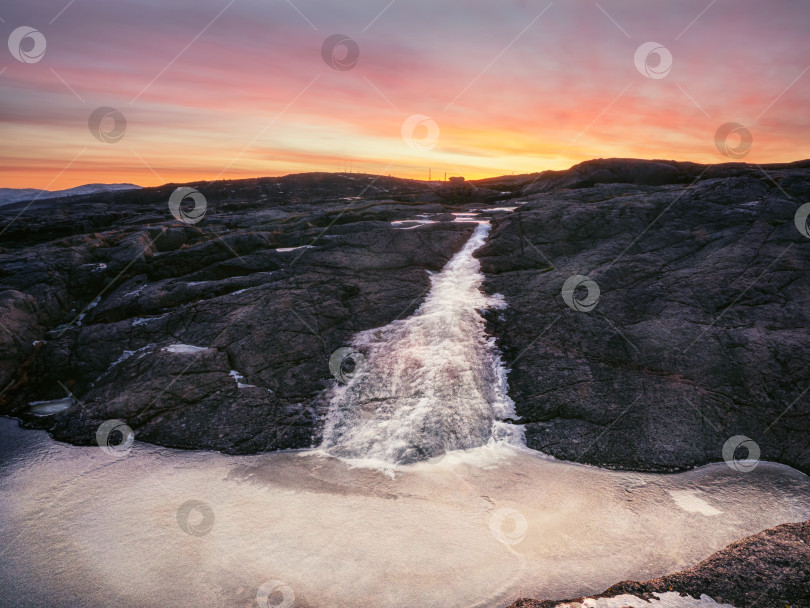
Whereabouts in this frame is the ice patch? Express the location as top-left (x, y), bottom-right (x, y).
top-left (452, 212), bottom-right (484, 223)
top-left (1, 417), bottom-right (806, 608)
top-left (27, 396), bottom-right (74, 416)
top-left (478, 206), bottom-right (519, 212)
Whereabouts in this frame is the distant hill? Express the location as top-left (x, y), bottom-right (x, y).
top-left (0, 183), bottom-right (141, 206)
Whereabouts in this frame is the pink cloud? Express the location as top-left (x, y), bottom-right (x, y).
top-left (2, 0), bottom-right (808, 188)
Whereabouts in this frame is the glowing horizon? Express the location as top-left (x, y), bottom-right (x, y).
top-left (2, 0), bottom-right (809, 190)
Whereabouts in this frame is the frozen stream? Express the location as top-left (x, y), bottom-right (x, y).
top-left (321, 221), bottom-right (520, 465)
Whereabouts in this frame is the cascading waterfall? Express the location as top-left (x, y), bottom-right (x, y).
top-left (320, 220), bottom-right (522, 464)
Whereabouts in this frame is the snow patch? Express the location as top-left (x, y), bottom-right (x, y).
top-left (132, 313), bottom-right (168, 326)
top-left (81, 262), bottom-right (107, 273)
top-left (162, 344), bottom-right (209, 354)
top-left (555, 591), bottom-right (737, 607)
top-left (276, 245), bottom-right (314, 253)
top-left (76, 296), bottom-right (101, 326)
top-left (391, 219), bottom-right (437, 229)
top-left (229, 370), bottom-right (256, 389)
top-left (95, 344), bottom-right (155, 382)
top-left (124, 284), bottom-right (146, 298)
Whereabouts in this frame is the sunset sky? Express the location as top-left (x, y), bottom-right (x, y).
top-left (2, 0), bottom-right (809, 189)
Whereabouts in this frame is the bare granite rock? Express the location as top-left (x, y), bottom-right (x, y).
top-left (477, 160), bottom-right (810, 474)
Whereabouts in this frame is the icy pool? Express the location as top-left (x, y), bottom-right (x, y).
top-left (0, 418), bottom-right (807, 608)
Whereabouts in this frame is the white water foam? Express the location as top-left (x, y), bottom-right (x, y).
top-left (320, 221), bottom-right (522, 465)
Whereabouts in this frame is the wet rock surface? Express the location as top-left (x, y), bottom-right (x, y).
top-left (509, 519), bottom-right (810, 608)
top-left (476, 158), bottom-right (810, 474)
top-left (0, 173), bottom-right (478, 452)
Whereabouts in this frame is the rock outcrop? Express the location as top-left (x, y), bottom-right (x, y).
top-left (510, 519), bottom-right (810, 608)
top-left (477, 159), bottom-right (810, 474)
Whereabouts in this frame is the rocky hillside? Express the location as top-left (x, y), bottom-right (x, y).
top-left (1, 159), bottom-right (808, 474)
top-left (0, 183), bottom-right (140, 207)
top-left (478, 158), bottom-right (810, 474)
